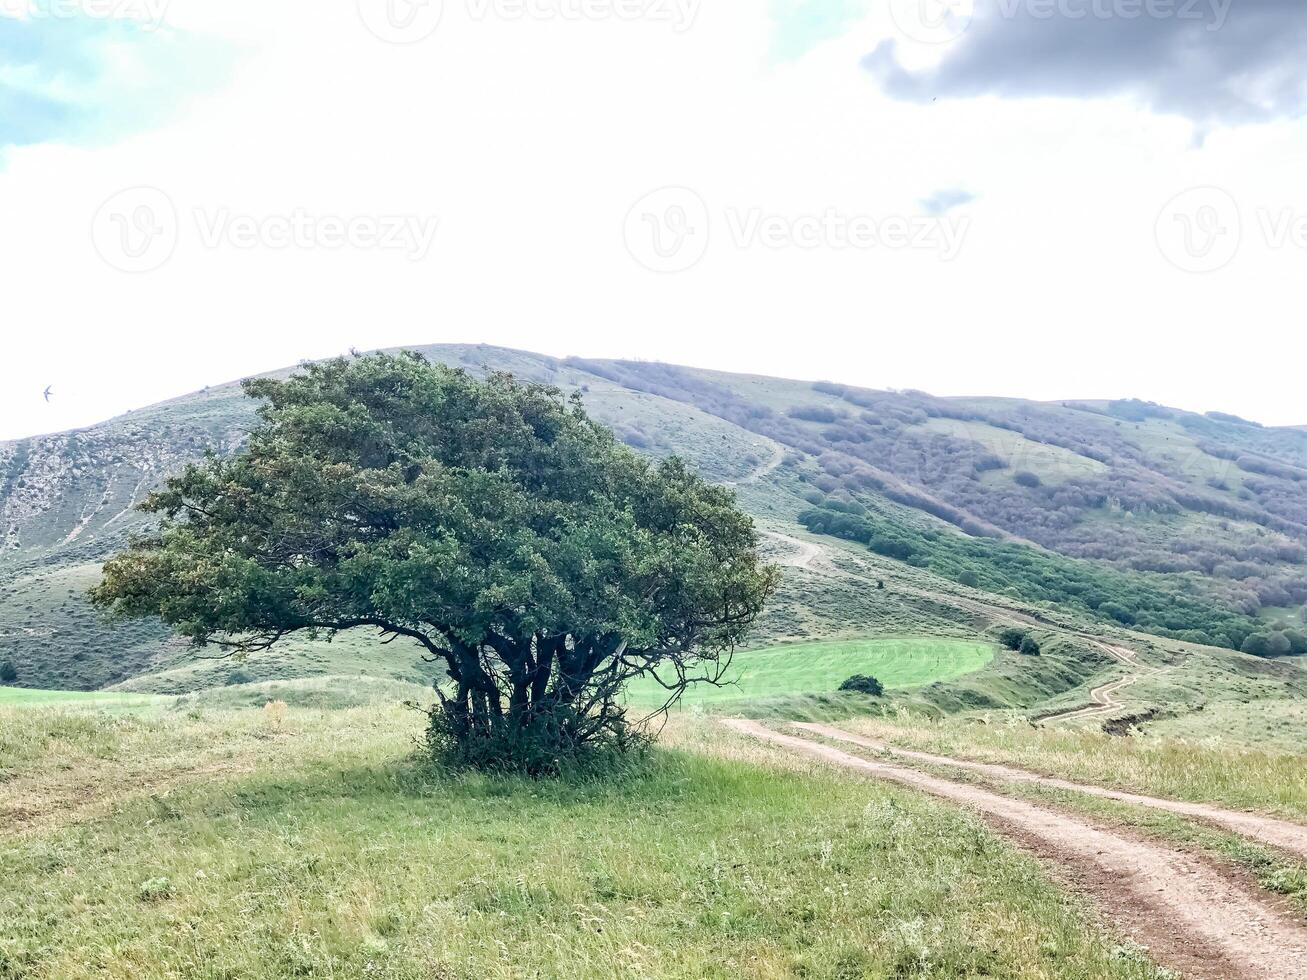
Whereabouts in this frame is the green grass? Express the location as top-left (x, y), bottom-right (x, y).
top-left (799, 724), bottom-right (1307, 916)
top-left (843, 714), bottom-right (1307, 820)
top-left (0, 704), bottom-right (1166, 979)
top-left (0, 686), bottom-right (162, 710)
top-left (624, 637), bottom-right (994, 708)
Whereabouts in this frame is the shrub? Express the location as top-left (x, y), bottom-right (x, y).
top-left (1013, 471), bottom-right (1042, 489)
top-left (1283, 628), bottom-right (1307, 655)
top-left (957, 569), bottom-right (981, 588)
top-left (0, 660), bottom-right (16, 684)
top-left (996, 627), bottom-right (1028, 651)
top-left (1241, 632), bottom-right (1274, 657)
top-left (788, 405), bottom-right (843, 423)
top-left (838, 674), bottom-right (884, 696)
top-left (869, 536), bottom-right (917, 561)
top-left (1018, 636), bottom-right (1041, 656)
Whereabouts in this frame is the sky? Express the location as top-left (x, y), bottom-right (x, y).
top-left (1, 0), bottom-right (1305, 441)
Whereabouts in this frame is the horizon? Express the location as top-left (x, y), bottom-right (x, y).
top-left (3, 341), bottom-right (1299, 445)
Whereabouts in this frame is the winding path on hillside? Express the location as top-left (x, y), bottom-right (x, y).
top-left (760, 530), bottom-right (826, 571)
top-left (1041, 643), bottom-right (1168, 724)
top-left (724, 718), bottom-right (1307, 980)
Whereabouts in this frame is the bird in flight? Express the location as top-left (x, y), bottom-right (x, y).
top-left (43, 386), bottom-right (53, 403)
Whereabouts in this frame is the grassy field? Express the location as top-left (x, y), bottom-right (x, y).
top-left (0, 686), bottom-right (163, 710)
top-left (842, 715), bottom-right (1307, 820)
top-left (624, 637), bottom-right (994, 708)
top-left (0, 702), bottom-right (1167, 979)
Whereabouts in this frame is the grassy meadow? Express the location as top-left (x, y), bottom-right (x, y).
top-left (624, 637), bottom-right (994, 708)
top-left (0, 698), bottom-right (1169, 980)
top-left (841, 715), bottom-right (1307, 820)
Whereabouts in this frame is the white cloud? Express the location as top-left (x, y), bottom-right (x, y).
top-left (1, 0), bottom-right (1305, 441)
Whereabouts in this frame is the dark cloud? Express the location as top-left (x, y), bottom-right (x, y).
top-left (919, 188), bottom-right (977, 214)
top-left (864, 0), bottom-right (1307, 125)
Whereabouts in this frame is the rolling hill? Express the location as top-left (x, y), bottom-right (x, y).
top-left (3, 343), bottom-right (1306, 704)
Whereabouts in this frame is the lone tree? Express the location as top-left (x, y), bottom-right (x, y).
top-left (91, 353), bottom-right (777, 772)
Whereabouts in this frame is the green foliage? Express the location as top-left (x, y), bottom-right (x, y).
top-left (0, 660), bottom-right (17, 684)
top-left (91, 353), bottom-right (777, 773)
top-left (1241, 630), bottom-right (1302, 658)
top-left (799, 503), bottom-right (1259, 650)
top-left (1283, 629), bottom-right (1307, 655)
top-left (1019, 636), bottom-right (1042, 656)
top-left (838, 674), bottom-right (884, 696)
top-left (996, 628), bottom-right (1029, 651)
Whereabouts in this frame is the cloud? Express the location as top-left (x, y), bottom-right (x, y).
top-left (864, 0), bottom-right (1307, 126)
top-left (769, 0), bottom-right (871, 62)
top-left (919, 187), bottom-right (976, 215)
top-left (0, 10), bottom-right (233, 153)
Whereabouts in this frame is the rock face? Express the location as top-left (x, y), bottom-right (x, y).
top-left (0, 385), bottom-right (259, 690)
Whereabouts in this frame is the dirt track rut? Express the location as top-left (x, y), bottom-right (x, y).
top-left (1042, 644), bottom-right (1167, 723)
top-left (724, 718), bottom-right (1307, 980)
top-left (795, 722), bottom-right (1307, 861)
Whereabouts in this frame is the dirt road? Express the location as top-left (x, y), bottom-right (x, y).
top-left (724, 718), bottom-right (1307, 980)
top-left (1043, 643), bottom-right (1166, 723)
top-left (795, 721), bottom-right (1307, 860)
top-left (761, 530), bottom-right (826, 571)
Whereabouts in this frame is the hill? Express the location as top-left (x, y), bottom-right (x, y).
top-left (2, 344), bottom-right (1306, 703)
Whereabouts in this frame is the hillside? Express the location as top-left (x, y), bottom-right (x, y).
top-left (3, 344), bottom-right (1306, 697)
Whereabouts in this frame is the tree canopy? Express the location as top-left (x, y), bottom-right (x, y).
top-left (91, 353), bottom-right (778, 771)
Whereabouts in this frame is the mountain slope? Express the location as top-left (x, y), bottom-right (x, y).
top-left (2, 344), bottom-right (1305, 693)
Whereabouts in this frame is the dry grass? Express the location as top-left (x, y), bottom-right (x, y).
top-left (840, 714), bottom-right (1307, 820)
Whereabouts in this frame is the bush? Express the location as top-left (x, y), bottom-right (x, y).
top-left (838, 674), bottom-right (884, 697)
top-left (869, 536), bottom-right (917, 561)
top-left (1013, 471), bottom-right (1042, 488)
top-left (1018, 636), bottom-right (1041, 656)
top-left (0, 660), bottom-right (16, 684)
top-left (957, 569), bottom-right (981, 588)
top-left (1282, 628), bottom-right (1307, 655)
top-left (1239, 630), bottom-right (1305, 657)
top-left (996, 627), bottom-right (1028, 651)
